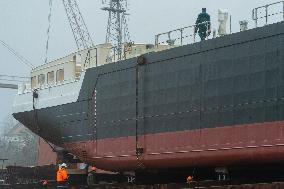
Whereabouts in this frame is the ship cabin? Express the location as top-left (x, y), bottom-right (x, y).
top-left (17, 43), bottom-right (171, 95)
top-left (29, 43), bottom-right (110, 91)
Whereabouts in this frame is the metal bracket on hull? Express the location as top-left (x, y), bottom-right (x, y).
top-left (32, 89), bottom-right (40, 135)
top-left (136, 147), bottom-right (144, 156)
top-left (137, 55), bottom-right (147, 65)
top-left (135, 56), bottom-right (146, 170)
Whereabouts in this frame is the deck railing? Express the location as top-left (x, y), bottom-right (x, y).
top-left (155, 21), bottom-right (210, 47)
top-left (252, 1), bottom-right (284, 27)
top-left (155, 1), bottom-right (284, 48)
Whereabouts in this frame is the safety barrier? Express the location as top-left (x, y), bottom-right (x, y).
top-left (155, 1), bottom-right (284, 48)
top-left (155, 21), bottom-right (210, 47)
top-left (252, 1), bottom-right (284, 27)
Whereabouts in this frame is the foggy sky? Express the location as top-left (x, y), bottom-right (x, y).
top-left (0, 0), bottom-right (280, 130)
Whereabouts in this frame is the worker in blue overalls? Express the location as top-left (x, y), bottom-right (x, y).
top-left (195, 8), bottom-right (211, 41)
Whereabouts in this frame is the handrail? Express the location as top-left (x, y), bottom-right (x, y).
top-left (32, 60), bottom-right (74, 73)
top-left (254, 1), bottom-right (284, 11)
top-left (155, 21), bottom-right (210, 47)
top-left (252, 1), bottom-right (284, 27)
top-left (155, 1), bottom-right (284, 49)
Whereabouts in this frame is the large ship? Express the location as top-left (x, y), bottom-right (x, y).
top-left (12, 1), bottom-right (284, 177)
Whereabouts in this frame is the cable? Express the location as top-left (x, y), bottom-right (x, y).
top-left (0, 79), bottom-right (27, 83)
top-left (0, 75), bottom-right (29, 84)
top-left (0, 40), bottom-right (34, 68)
top-left (0, 74), bottom-right (29, 79)
top-left (44, 0), bottom-right (53, 64)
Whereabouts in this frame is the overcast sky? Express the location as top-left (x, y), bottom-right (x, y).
top-left (0, 0), bottom-right (281, 131)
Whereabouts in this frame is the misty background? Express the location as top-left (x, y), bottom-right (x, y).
top-left (0, 0), bottom-right (280, 134)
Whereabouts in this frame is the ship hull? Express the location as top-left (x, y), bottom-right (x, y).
top-left (62, 121), bottom-right (284, 171)
top-left (13, 21), bottom-right (284, 171)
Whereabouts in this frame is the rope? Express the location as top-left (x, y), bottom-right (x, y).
top-left (44, 0), bottom-right (53, 64)
top-left (0, 40), bottom-right (34, 68)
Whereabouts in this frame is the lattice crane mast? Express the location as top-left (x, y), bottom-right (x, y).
top-left (102, 0), bottom-right (131, 61)
top-left (62, 0), bottom-right (94, 50)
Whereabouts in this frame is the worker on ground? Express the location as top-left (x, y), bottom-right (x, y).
top-left (56, 163), bottom-right (68, 188)
top-left (187, 175), bottom-right (193, 188)
top-left (87, 166), bottom-right (97, 186)
top-left (195, 8), bottom-right (211, 41)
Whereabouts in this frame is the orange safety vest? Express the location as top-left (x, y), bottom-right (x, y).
top-left (56, 168), bottom-right (68, 182)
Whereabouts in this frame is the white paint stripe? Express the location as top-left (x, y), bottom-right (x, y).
top-left (246, 145), bottom-right (258, 148)
top-left (56, 112), bottom-right (87, 118)
top-left (92, 154), bottom-right (135, 159)
top-left (206, 149), bottom-right (218, 151)
top-left (148, 153), bottom-right (160, 155)
top-left (220, 148), bottom-right (231, 150)
top-left (233, 147), bottom-right (245, 149)
top-left (120, 155), bottom-right (132, 157)
top-left (162, 151), bottom-right (174, 154)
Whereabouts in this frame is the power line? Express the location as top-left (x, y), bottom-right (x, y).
top-left (0, 75), bottom-right (29, 79)
top-left (45, 0), bottom-right (53, 64)
top-left (0, 40), bottom-right (34, 69)
top-left (0, 79), bottom-right (27, 83)
top-left (0, 75), bottom-right (29, 89)
top-left (0, 83), bottom-right (18, 90)
top-left (0, 75), bottom-right (29, 83)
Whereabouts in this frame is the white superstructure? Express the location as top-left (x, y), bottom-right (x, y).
top-left (13, 42), bottom-right (171, 114)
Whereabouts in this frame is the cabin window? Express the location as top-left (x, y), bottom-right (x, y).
top-left (56, 69), bottom-right (64, 82)
top-left (31, 76), bottom-right (37, 88)
top-left (38, 74), bottom-right (45, 86)
top-left (47, 71), bottom-right (54, 84)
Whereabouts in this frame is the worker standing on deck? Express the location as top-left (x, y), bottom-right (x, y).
top-left (195, 8), bottom-right (211, 41)
top-left (56, 163), bottom-right (68, 188)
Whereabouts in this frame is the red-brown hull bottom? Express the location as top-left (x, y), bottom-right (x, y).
top-left (37, 137), bottom-right (57, 166)
top-left (63, 121), bottom-right (284, 171)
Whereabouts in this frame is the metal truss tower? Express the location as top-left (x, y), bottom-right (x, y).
top-left (102, 0), bottom-right (131, 61)
top-left (62, 0), bottom-right (94, 50)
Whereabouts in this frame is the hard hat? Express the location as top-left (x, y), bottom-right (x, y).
top-left (187, 175), bottom-right (193, 182)
top-left (61, 163), bottom-right (67, 168)
top-left (42, 180), bottom-right (48, 185)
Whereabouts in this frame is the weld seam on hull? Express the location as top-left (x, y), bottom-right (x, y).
top-left (56, 111), bottom-right (87, 118)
